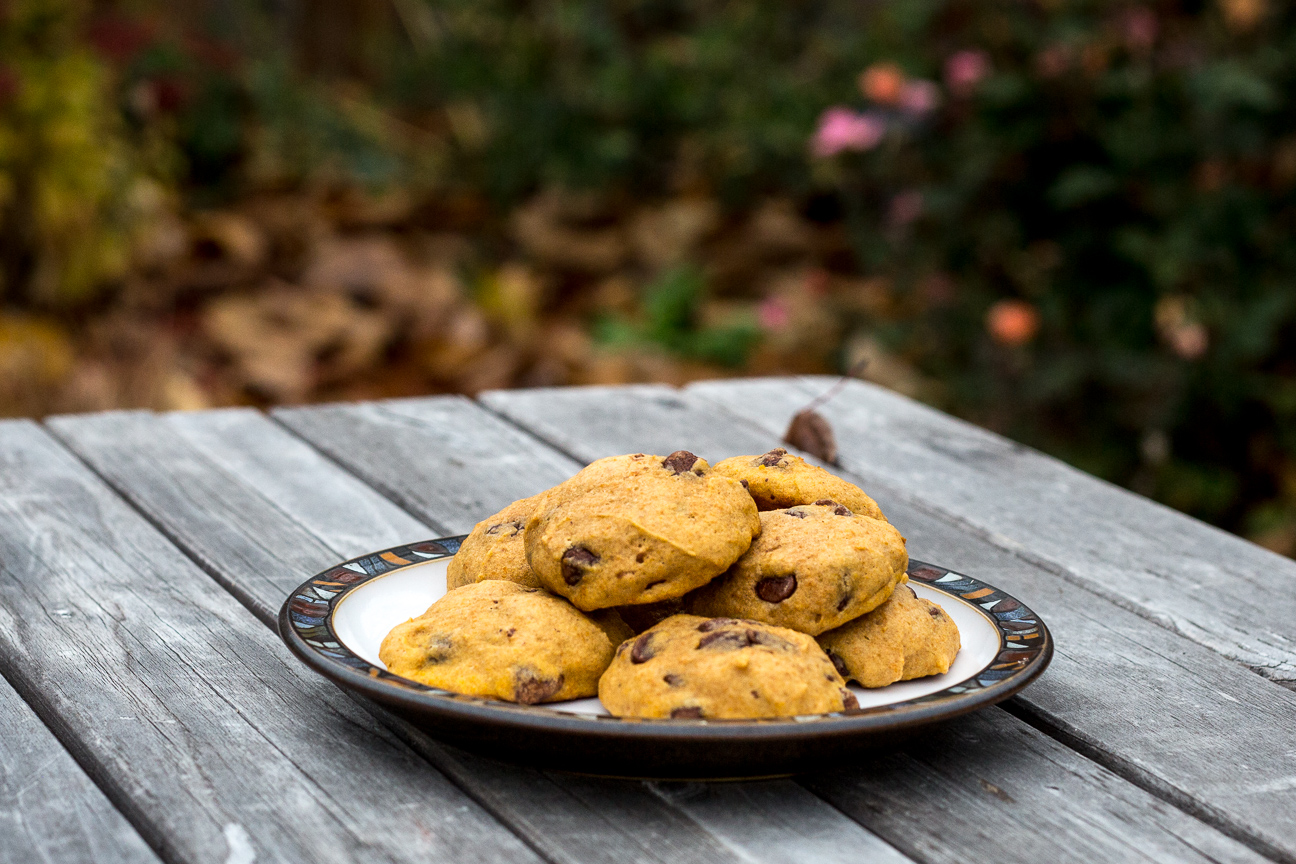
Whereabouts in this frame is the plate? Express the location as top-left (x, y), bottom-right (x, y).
top-left (280, 537), bottom-right (1052, 777)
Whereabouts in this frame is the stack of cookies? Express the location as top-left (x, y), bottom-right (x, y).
top-left (380, 448), bottom-right (960, 719)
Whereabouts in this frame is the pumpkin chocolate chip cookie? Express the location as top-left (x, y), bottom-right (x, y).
top-left (598, 614), bottom-right (856, 719)
top-left (446, 494), bottom-right (545, 591)
top-left (379, 580), bottom-right (629, 703)
top-left (525, 451), bottom-right (760, 610)
top-left (818, 584), bottom-right (961, 688)
top-left (687, 502), bottom-right (908, 635)
top-left (712, 448), bottom-right (886, 520)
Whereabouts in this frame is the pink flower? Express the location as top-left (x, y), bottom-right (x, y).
top-left (811, 107), bottom-right (886, 158)
top-left (898, 79), bottom-right (940, 116)
top-left (758, 297), bottom-right (792, 331)
top-left (944, 50), bottom-right (991, 96)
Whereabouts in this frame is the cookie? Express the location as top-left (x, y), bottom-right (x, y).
top-left (379, 580), bottom-right (627, 703)
top-left (712, 448), bottom-right (885, 520)
top-left (525, 451), bottom-right (761, 610)
top-left (817, 584), bottom-right (961, 688)
top-left (687, 503), bottom-right (908, 635)
top-left (446, 495), bottom-right (545, 591)
top-left (598, 614), bottom-right (857, 719)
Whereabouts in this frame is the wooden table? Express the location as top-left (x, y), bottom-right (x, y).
top-left (3, 377), bottom-right (1294, 864)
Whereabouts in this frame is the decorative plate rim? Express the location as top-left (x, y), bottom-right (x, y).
top-left (279, 536), bottom-right (1052, 739)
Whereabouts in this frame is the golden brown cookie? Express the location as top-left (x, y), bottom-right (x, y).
top-left (817, 585), bottom-right (961, 688)
top-left (447, 495), bottom-right (545, 590)
top-left (379, 580), bottom-right (624, 703)
top-left (712, 448), bottom-right (886, 520)
top-left (598, 614), bottom-right (856, 719)
top-left (687, 503), bottom-right (908, 635)
top-left (525, 451), bottom-right (760, 611)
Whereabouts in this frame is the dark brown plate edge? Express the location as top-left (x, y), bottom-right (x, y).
top-left (278, 537), bottom-right (1053, 748)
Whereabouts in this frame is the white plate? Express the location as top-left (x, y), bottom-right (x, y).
top-left (332, 557), bottom-right (1003, 716)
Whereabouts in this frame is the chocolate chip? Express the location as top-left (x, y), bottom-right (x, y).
top-left (697, 628), bottom-right (790, 651)
top-left (663, 673), bottom-right (684, 687)
top-left (505, 627), bottom-right (516, 637)
top-left (513, 670), bottom-right (563, 704)
top-left (662, 450), bottom-right (700, 474)
top-left (485, 520), bottom-right (523, 536)
top-left (814, 499), bottom-right (852, 516)
top-left (697, 630), bottom-right (750, 650)
top-left (697, 618), bottom-right (740, 632)
top-left (615, 641), bottom-right (630, 656)
top-left (561, 546), bottom-right (599, 585)
top-left (928, 606), bottom-right (943, 618)
top-left (758, 448), bottom-right (787, 467)
top-left (784, 509), bottom-right (807, 519)
top-left (836, 592), bottom-right (853, 612)
top-left (840, 689), bottom-right (859, 710)
top-left (699, 629), bottom-right (741, 647)
top-left (670, 706), bottom-right (704, 719)
top-left (825, 648), bottom-right (850, 679)
top-left (419, 635), bottom-right (452, 664)
top-left (755, 574), bottom-right (797, 603)
top-left (630, 632), bottom-right (656, 664)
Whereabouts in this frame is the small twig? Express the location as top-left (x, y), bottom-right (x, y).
top-left (782, 358), bottom-right (868, 465)
top-left (797, 357), bottom-right (869, 417)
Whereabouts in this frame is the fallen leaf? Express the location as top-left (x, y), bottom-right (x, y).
top-left (784, 409), bottom-right (837, 464)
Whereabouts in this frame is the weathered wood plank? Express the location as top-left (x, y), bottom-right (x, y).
top-left (54, 407), bottom-right (911, 864)
top-left (482, 384), bottom-right (1296, 864)
top-left (0, 419), bottom-right (542, 864)
top-left (169, 407), bottom-right (430, 558)
top-left (289, 390), bottom-right (1268, 864)
top-left (275, 396), bottom-right (578, 532)
top-left (0, 671), bottom-right (160, 864)
top-left (690, 376), bottom-right (1296, 686)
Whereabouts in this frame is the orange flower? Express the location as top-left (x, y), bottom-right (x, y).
top-left (986, 300), bottom-right (1039, 346)
top-left (858, 63), bottom-right (906, 105)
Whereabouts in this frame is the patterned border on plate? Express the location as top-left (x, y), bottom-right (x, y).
top-left (283, 537), bottom-right (1050, 724)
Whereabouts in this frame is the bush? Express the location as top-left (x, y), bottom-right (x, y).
top-left (807, 1), bottom-right (1296, 542)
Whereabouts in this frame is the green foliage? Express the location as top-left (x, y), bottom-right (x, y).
top-left (384, 0), bottom-right (873, 203)
top-left (0, 0), bottom-right (135, 304)
top-left (816, 1), bottom-right (1296, 536)
top-left (597, 265), bottom-right (760, 367)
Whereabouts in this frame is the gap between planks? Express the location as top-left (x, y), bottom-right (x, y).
top-left (7, 417), bottom-right (546, 864)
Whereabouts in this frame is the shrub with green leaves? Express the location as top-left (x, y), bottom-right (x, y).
top-left (804, 1), bottom-right (1296, 542)
top-left (0, 0), bottom-right (135, 305)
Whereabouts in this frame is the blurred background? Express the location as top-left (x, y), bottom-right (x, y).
top-left (2, 0), bottom-right (1294, 554)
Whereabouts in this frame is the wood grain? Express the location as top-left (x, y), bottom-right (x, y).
top-left (297, 389), bottom-right (1267, 864)
top-left (0, 419), bottom-right (541, 864)
top-left (274, 396), bottom-right (578, 533)
top-left (0, 671), bottom-right (161, 864)
top-left (482, 384), bottom-right (1296, 863)
top-left (690, 376), bottom-right (1296, 686)
top-left (53, 407), bottom-right (911, 864)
